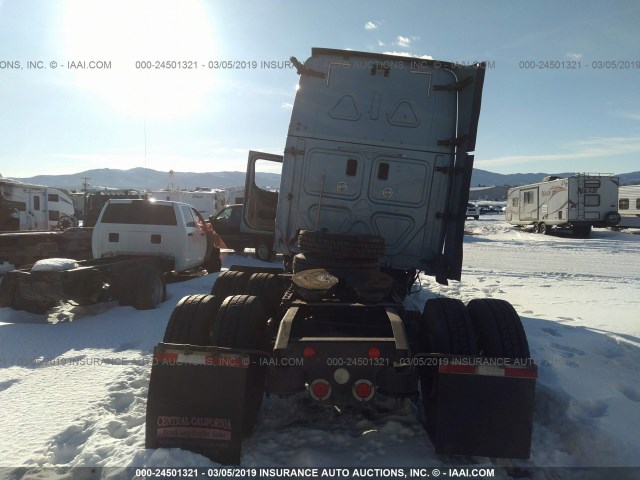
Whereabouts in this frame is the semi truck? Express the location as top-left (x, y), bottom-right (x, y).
top-left (505, 174), bottom-right (621, 236)
top-left (145, 48), bottom-right (537, 464)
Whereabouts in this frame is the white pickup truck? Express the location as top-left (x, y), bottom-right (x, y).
top-left (0, 199), bottom-right (222, 313)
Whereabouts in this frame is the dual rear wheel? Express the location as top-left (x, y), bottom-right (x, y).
top-left (419, 297), bottom-right (530, 433)
top-left (163, 270), bottom-right (282, 434)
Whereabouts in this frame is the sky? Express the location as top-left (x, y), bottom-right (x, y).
top-left (1, 0), bottom-right (640, 179)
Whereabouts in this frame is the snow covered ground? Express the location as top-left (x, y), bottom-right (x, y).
top-left (1, 217), bottom-right (639, 478)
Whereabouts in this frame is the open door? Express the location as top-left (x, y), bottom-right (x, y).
top-left (241, 150), bottom-right (283, 235)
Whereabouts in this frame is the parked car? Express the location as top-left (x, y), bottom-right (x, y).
top-left (479, 205), bottom-right (499, 215)
top-left (466, 203), bottom-right (480, 220)
top-left (208, 204), bottom-right (275, 261)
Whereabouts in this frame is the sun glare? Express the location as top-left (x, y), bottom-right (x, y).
top-left (61, 0), bottom-right (217, 121)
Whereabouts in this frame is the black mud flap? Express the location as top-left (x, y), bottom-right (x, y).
top-left (425, 356), bottom-right (537, 459)
top-left (145, 343), bottom-right (252, 465)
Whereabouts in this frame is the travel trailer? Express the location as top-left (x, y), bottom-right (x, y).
top-left (505, 174), bottom-right (621, 236)
top-left (0, 178), bottom-right (77, 231)
top-left (617, 185), bottom-right (640, 228)
top-left (147, 189), bottom-right (225, 219)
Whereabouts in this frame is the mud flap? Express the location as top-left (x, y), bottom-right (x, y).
top-left (145, 344), bottom-right (252, 465)
top-left (425, 356), bottom-right (537, 459)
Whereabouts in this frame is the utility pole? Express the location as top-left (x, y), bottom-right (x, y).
top-left (82, 177), bottom-right (90, 216)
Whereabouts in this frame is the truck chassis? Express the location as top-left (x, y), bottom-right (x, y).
top-left (146, 231), bottom-right (536, 463)
top-left (1, 255), bottom-right (170, 313)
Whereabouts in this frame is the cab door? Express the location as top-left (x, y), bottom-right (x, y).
top-left (180, 205), bottom-right (207, 270)
top-left (242, 150), bottom-right (283, 235)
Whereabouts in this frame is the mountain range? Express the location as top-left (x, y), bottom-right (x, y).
top-left (5, 167), bottom-right (640, 191)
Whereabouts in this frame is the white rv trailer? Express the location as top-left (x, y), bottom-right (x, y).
top-left (146, 189), bottom-right (225, 219)
top-left (505, 173), bottom-right (621, 236)
top-left (617, 185), bottom-right (640, 228)
top-left (0, 178), bottom-right (77, 231)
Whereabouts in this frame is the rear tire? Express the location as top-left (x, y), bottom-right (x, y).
top-left (163, 294), bottom-right (220, 345)
top-left (132, 266), bottom-right (166, 310)
top-left (538, 222), bottom-right (548, 235)
top-left (420, 298), bottom-right (478, 355)
top-left (419, 298), bottom-right (477, 435)
top-left (466, 298), bottom-right (530, 359)
top-left (211, 295), bottom-right (269, 435)
top-left (245, 272), bottom-right (283, 317)
top-left (210, 270), bottom-right (250, 297)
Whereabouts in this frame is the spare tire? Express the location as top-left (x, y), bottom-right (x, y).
top-left (292, 253), bottom-right (379, 277)
top-left (605, 211), bottom-right (621, 227)
top-left (297, 230), bottom-right (385, 259)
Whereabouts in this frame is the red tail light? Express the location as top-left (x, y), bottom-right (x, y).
top-left (353, 379), bottom-right (375, 401)
top-left (309, 379), bottom-right (331, 401)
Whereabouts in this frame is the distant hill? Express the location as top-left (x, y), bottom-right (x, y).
top-left (8, 167), bottom-right (640, 190)
top-left (9, 168), bottom-right (281, 191)
top-left (471, 169), bottom-right (573, 187)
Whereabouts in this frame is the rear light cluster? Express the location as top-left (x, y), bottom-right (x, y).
top-left (308, 377), bottom-right (376, 402)
top-left (305, 345), bottom-right (382, 402)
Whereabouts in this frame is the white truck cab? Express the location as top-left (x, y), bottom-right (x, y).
top-left (92, 199), bottom-right (211, 272)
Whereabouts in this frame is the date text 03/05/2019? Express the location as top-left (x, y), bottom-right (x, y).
top-left (133, 60), bottom-right (295, 70)
top-left (133, 467), bottom-right (497, 478)
top-left (518, 59), bottom-right (640, 69)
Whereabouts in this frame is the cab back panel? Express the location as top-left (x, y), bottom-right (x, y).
top-left (283, 139), bottom-right (450, 268)
top-left (275, 49), bottom-right (484, 276)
